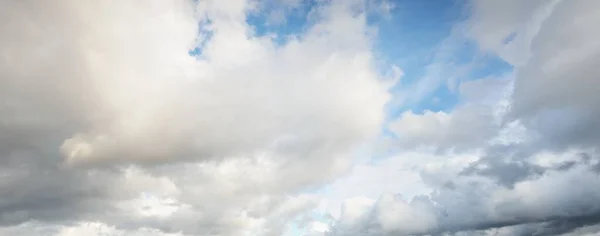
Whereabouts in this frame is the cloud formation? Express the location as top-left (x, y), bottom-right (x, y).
top-left (324, 0), bottom-right (600, 235)
top-left (1, 0), bottom-right (600, 236)
top-left (0, 0), bottom-right (390, 235)
top-left (1, 0), bottom-right (390, 167)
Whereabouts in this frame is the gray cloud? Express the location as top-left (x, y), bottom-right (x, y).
top-left (2, 0), bottom-right (600, 235)
top-left (482, 0), bottom-right (600, 152)
top-left (327, 150), bottom-right (600, 235)
top-left (459, 144), bottom-right (587, 188)
top-left (461, 158), bottom-right (545, 189)
top-left (329, 1), bottom-right (600, 235)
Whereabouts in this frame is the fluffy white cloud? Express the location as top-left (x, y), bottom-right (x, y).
top-left (389, 106), bottom-right (494, 152)
top-left (1, 0), bottom-right (390, 167)
top-left (388, 77), bottom-right (511, 152)
top-left (0, 0), bottom-right (392, 235)
top-left (3, 0), bottom-right (600, 235)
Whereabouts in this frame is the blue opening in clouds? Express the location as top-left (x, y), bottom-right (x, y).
top-left (188, 47), bottom-right (202, 56)
top-left (246, 1), bottom-right (317, 45)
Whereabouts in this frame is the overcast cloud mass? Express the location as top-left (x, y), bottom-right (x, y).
top-left (1, 0), bottom-right (600, 235)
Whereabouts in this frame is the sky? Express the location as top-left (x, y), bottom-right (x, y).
top-left (1, 0), bottom-right (600, 236)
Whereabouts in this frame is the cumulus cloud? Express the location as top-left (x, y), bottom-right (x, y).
top-left (0, 0), bottom-right (392, 235)
top-left (388, 77), bottom-right (511, 152)
top-left (323, 0), bottom-right (600, 235)
top-left (388, 106), bottom-right (496, 152)
top-left (326, 150), bottom-right (600, 235)
top-left (2, 0), bottom-right (600, 235)
top-left (1, 0), bottom-right (390, 167)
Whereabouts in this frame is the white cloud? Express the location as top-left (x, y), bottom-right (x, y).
top-left (1, 0), bottom-right (390, 167)
top-left (336, 196), bottom-right (375, 229)
top-left (389, 107), bottom-right (493, 152)
top-left (309, 221), bottom-right (330, 233)
top-left (388, 77), bottom-right (512, 152)
top-left (3, 0), bottom-right (600, 235)
top-left (373, 194), bottom-right (437, 234)
top-left (0, 0), bottom-right (392, 235)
